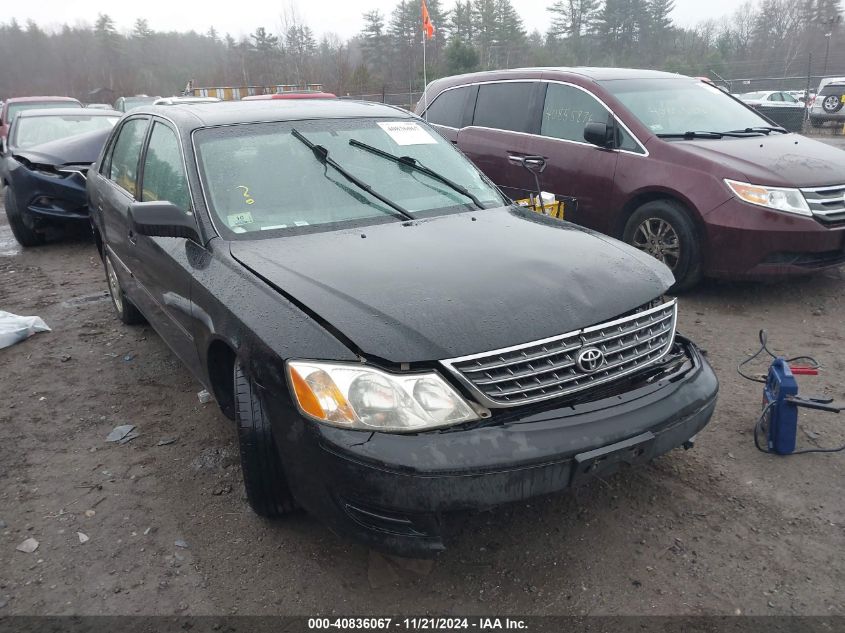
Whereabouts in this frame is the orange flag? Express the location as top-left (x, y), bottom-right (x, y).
top-left (422, 0), bottom-right (435, 39)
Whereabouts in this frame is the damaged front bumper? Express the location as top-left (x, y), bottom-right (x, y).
top-left (6, 159), bottom-right (90, 226)
top-left (271, 336), bottom-right (718, 557)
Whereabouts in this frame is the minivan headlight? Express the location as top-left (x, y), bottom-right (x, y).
top-left (286, 360), bottom-right (480, 432)
top-left (725, 179), bottom-right (811, 216)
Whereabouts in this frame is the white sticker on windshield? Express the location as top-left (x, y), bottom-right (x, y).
top-left (377, 121), bottom-right (437, 145)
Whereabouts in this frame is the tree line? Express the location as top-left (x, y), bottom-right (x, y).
top-left (0, 0), bottom-right (842, 102)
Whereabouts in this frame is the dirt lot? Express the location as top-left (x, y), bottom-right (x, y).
top-left (1, 198), bottom-right (844, 618)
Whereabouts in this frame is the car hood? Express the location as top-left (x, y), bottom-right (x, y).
top-left (229, 207), bottom-right (674, 363)
top-left (11, 128), bottom-right (111, 167)
top-left (671, 133), bottom-right (845, 187)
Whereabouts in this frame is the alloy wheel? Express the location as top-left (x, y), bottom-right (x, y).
top-left (105, 256), bottom-right (124, 315)
top-left (632, 218), bottom-right (681, 270)
top-left (823, 95), bottom-right (840, 112)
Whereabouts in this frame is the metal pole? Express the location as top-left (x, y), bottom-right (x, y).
top-left (805, 53), bottom-right (813, 124)
top-left (824, 33), bottom-right (832, 76)
top-left (422, 25), bottom-right (428, 119)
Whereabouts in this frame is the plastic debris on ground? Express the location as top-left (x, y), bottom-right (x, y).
top-left (174, 539), bottom-right (189, 549)
top-left (77, 532), bottom-right (89, 544)
top-left (105, 424), bottom-right (139, 444)
top-left (16, 538), bottom-right (39, 553)
top-left (0, 311), bottom-right (51, 349)
top-left (157, 437), bottom-right (176, 446)
top-left (197, 389), bottom-right (212, 404)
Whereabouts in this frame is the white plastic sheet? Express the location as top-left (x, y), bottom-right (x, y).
top-left (0, 310), bottom-right (51, 349)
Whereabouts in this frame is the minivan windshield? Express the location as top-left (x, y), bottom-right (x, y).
top-left (14, 114), bottom-right (119, 148)
top-left (602, 78), bottom-right (773, 137)
top-left (194, 117), bottom-right (506, 238)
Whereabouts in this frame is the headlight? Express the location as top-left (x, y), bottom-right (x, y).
top-left (725, 179), bottom-right (811, 216)
top-left (286, 361), bottom-right (480, 432)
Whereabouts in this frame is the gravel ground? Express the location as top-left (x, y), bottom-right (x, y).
top-left (1, 196), bottom-right (844, 617)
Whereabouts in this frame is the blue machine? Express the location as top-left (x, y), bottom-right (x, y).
top-left (760, 357), bottom-right (842, 455)
top-left (762, 358), bottom-right (800, 455)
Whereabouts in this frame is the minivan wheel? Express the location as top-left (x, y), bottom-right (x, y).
top-left (104, 253), bottom-right (145, 325)
top-left (623, 200), bottom-right (702, 292)
top-left (4, 186), bottom-right (45, 247)
top-left (234, 362), bottom-right (297, 518)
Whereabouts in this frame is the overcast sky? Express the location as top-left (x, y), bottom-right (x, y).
top-left (5, 0), bottom-right (739, 41)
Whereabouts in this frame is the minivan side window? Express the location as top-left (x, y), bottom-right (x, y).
top-left (541, 83), bottom-right (607, 143)
top-left (542, 83), bottom-right (643, 154)
top-left (425, 87), bottom-right (470, 128)
top-left (141, 122), bottom-right (191, 212)
top-left (108, 118), bottom-right (149, 197)
top-left (473, 82), bottom-right (535, 133)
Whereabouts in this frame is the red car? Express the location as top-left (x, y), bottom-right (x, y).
top-left (241, 92), bottom-right (336, 101)
top-left (416, 68), bottom-right (845, 289)
top-left (1, 96), bottom-right (83, 149)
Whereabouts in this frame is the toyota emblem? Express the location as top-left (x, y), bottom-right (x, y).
top-left (576, 347), bottom-right (605, 373)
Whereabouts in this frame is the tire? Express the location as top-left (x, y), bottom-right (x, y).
top-left (103, 252), bottom-right (145, 325)
top-left (822, 95), bottom-right (843, 114)
top-left (4, 186), bottom-right (44, 247)
top-left (234, 362), bottom-right (297, 517)
top-left (623, 199), bottom-right (702, 292)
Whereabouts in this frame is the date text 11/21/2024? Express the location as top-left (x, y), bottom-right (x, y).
top-left (307, 617), bottom-right (529, 630)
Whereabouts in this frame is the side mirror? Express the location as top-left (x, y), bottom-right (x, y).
top-left (128, 201), bottom-right (200, 242)
top-left (584, 121), bottom-right (615, 149)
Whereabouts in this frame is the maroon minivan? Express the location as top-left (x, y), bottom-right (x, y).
top-left (416, 68), bottom-right (845, 289)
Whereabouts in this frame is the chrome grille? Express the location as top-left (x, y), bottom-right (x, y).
top-left (442, 300), bottom-right (678, 408)
top-left (801, 184), bottom-right (845, 223)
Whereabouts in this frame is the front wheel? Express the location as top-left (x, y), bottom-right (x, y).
top-left (623, 200), bottom-right (702, 292)
top-left (234, 362), bottom-right (297, 517)
top-left (4, 186), bottom-right (44, 247)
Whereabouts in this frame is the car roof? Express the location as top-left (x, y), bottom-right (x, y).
top-left (132, 99), bottom-right (413, 130)
top-left (15, 107), bottom-right (120, 118)
top-left (4, 96), bottom-right (82, 104)
top-left (433, 67), bottom-right (685, 84)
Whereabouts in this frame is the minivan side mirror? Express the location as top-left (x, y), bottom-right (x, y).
top-left (584, 121), bottom-right (615, 149)
top-left (128, 201), bottom-right (200, 242)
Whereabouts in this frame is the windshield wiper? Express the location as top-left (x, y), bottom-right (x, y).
top-left (657, 130), bottom-right (765, 139)
top-left (290, 128), bottom-right (416, 221)
top-left (348, 139), bottom-right (486, 210)
top-left (725, 126), bottom-right (788, 135)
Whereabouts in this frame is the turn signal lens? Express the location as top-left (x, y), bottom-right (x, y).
top-left (286, 361), bottom-right (480, 433)
top-left (725, 179), bottom-right (811, 216)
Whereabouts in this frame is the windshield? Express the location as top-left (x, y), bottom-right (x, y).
top-left (122, 97), bottom-right (158, 111)
top-left (14, 114), bottom-right (119, 149)
top-left (8, 101), bottom-right (81, 121)
top-left (194, 117), bottom-right (506, 238)
top-left (602, 78), bottom-right (772, 136)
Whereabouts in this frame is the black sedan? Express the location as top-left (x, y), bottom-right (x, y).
top-left (2, 107), bottom-right (120, 245)
top-left (87, 100), bottom-right (718, 556)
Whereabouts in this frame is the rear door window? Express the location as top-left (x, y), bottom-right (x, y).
top-left (473, 82), bottom-right (535, 133)
top-left (140, 122), bottom-right (191, 212)
top-left (425, 87), bottom-right (470, 128)
top-left (108, 117), bottom-right (149, 197)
